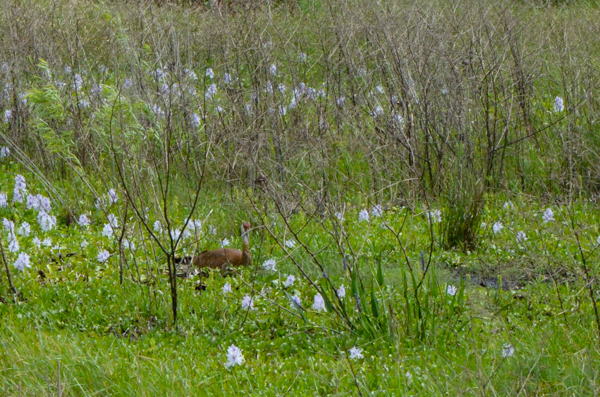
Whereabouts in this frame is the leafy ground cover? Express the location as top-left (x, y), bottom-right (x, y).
top-left (1, 162), bottom-right (600, 395)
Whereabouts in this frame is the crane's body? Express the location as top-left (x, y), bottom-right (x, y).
top-left (193, 222), bottom-right (252, 271)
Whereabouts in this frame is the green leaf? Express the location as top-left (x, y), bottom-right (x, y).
top-left (370, 287), bottom-right (379, 318)
top-left (320, 287), bottom-right (335, 313)
top-left (376, 260), bottom-right (384, 287)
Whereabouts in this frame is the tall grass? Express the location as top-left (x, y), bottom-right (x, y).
top-left (0, 0), bottom-right (599, 207)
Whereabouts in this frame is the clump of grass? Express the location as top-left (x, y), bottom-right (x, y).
top-left (440, 171), bottom-right (485, 252)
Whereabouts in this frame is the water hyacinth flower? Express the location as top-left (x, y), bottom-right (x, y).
top-left (38, 211), bottom-right (56, 232)
top-left (502, 343), bottom-right (515, 358)
top-left (216, 106), bottom-right (223, 113)
top-left (170, 229), bottom-right (181, 241)
top-left (349, 346), bottom-right (364, 360)
top-left (359, 209), bottom-right (369, 222)
top-left (3, 218), bottom-right (14, 234)
top-left (336, 96), bottom-right (345, 107)
top-left (42, 238), bottom-right (52, 247)
top-left (337, 284), bottom-right (346, 298)
top-left (447, 284), bottom-right (457, 296)
top-left (299, 52), bottom-right (307, 62)
top-left (17, 222), bottom-right (30, 236)
top-left (8, 239), bottom-right (19, 253)
top-left (265, 81), bottom-right (273, 94)
top-left (542, 208), bottom-right (554, 223)
top-left (222, 282), bottom-right (232, 294)
top-left (0, 192), bottom-right (7, 207)
top-left (372, 205), bottom-right (383, 218)
top-left (33, 237), bottom-right (41, 248)
top-left (153, 220), bottom-right (162, 233)
top-left (151, 68), bottom-right (163, 80)
top-left (241, 295), bottom-right (254, 310)
top-left (158, 83), bottom-right (169, 97)
top-left (283, 274), bottom-right (295, 288)
top-left (73, 74), bottom-right (83, 91)
top-left (151, 104), bottom-right (164, 118)
top-left (27, 194), bottom-right (51, 212)
top-left (14, 175), bottom-right (26, 192)
top-left (205, 68), bottom-right (214, 78)
top-left (223, 73), bottom-right (232, 84)
top-left (122, 239), bottom-right (135, 251)
top-left (191, 113), bottom-right (201, 129)
top-left (393, 113), bottom-right (405, 128)
top-left (185, 69), bottom-right (197, 80)
top-left (290, 293), bottom-right (302, 309)
top-left (102, 223), bottom-right (114, 238)
top-left (106, 213), bottom-right (118, 229)
top-left (189, 219), bottom-right (203, 233)
top-left (278, 105), bottom-right (286, 116)
top-left (516, 231), bottom-right (527, 243)
top-left (26, 194), bottom-right (40, 211)
top-left (270, 64), bottom-right (277, 76)
top-left (288, 97), bottom-right (297, 109)
top-left (262, 258), bottom-right (277, 271)
top-left (221, 238), bottom-right (230, 247)
top-left (97, 250), bottom-right (110, 263)
top-left (312, 293), bottom-right (326, 311)
top-left (554, 96), bottom-right (564, 113)
top-left (80, 240), bottom-right (88, 248)
top-left (492, 221), bottom-right (503, 234)
top-left (225, 344), bottom-right (244, 368)
top-left (78, 100), bottom-right (90, 109)
top-left (205, 84), bottom-right (217, 99)
top-left (91, 84), bottom-right (102, 96)
top-left (13, 252), bottom-right (30, 271)
top-left (78, 214), bottom-right (90, 227)
top-left (4, 109), bottom-right (12, 123)
top-left (12, 189), bottom-right (23, 203)
top-left (278, 83), bottom-right (286, 93)
top-left (285, 239), bottom-right (295, 248)
top-left (428, 209), bottom-right (442, 223)
top-left (108, 189), bottom-right (118, 205)
top-left (123, 78), bottom-right (133, 90)
top-left (0, 146), bottom-right (10, 158)
top-left (503, 201), bottom-right (513, 209)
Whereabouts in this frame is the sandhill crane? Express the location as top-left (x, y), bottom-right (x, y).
top-left (186, 222), bottom-right (252, 274)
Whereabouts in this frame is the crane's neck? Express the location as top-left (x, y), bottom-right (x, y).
top-left (241, 225), bottom-right (252, 265)
top-left (241, 232), bottom-right (250, 251)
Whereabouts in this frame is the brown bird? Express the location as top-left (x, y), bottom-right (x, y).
top-left (191, 222), bottom-right (252, 272)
